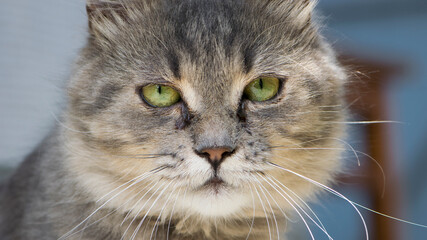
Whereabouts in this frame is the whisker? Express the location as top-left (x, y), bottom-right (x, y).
top-left (270, 145), bottom-right (387, 198)
top-left (328, 120), bottom-right (403, 125)
top-left (270, 163), bottom-right (427, 230)
top-left (245, 185), bottom-right (256, 240)
top-left (61, 138), bottom-right (167, 162)
top-left (343, 97), bottom-right (360, 110)
top-left (265, 175), bottom-right (333, 240)
top-left (254, 174), bottom-right (315, 240)
top-left (121, 181), bottom-right (165, 230)
top-left (124, 153), bottom-right (173, 157)
top-left (271, 137), bottom-right (361, 167)
top-left (252, 177), bottom-right (289, 219)
top-left (150, 183), bottom-right (180, 240)
top-left (318, 104), bottom-right (343, 108)
top-left (96, 169), bottom-right (159, 204)
top-left (323, 137), bottom-right (360, 167)
top-left (122, 182), bottom-right (166, 240)
top-left (350, 150), bottom-right (386, 197)
top-left (67, 179), bottom-right (159, 240)
top-left (349, 203), bottom-right (427, 229)
top-left (269, 176), bottom-right (328, 235)
top-left (267, 162), bottom-right (369, 240)
top-left (252, 177), bottom-right (280, 240)
top-left (271, 146), bottom-right (387, 197)
top-left (129, 181), bottom-right (174, 240)
top-left (50, 111), bottom-right (92, 134)
top-left (167, 188), bottom-right (187, 240)
top-left (58, 168), bottom-right (164, 240)
top-left (251, 182), bottom-right (272, 240)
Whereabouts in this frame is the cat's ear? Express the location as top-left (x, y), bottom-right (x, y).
top-left (86, 0), bottom-right (129, 35)
top-left (266, 0), bottom-right (316, 27)
top-left (290, 0), bottom-right (316, 26)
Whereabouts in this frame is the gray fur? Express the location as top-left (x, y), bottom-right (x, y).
top-left (0, 0), bottom-right (347, 239)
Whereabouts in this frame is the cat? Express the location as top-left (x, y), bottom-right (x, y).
top-left (0, 0), bottom-right (347, 239)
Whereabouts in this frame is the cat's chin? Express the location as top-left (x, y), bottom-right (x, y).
top-left (177, 186), bottom-right (250, 218)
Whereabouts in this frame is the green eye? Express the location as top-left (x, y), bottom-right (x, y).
top-left (141, 84), bottom-right (181, 107)
top-left (244, 77), bottom-right (280, 102)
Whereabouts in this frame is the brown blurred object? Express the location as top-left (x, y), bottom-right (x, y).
top-left (339, 54), bottom-right (404, 240)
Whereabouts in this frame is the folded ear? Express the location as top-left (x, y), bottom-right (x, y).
top-left (265, 0), bottom-right (316, 27)
top-left (86, 0), bottom-right (128, 35)
top-left (290, 0), bottom-right (316, 27)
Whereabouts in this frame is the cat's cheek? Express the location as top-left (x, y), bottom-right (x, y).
top-left (266, 134), bottom-right (343, 200)
top-left (62, 129), bottom-right (161, 194)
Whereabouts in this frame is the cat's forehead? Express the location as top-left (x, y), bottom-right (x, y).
top-left (114, 0), bottom-right (317, 73)
top-left (90, 0), bottom-right (319, 110)
top-left (129, 1), bottom-right (266, 109)
top-left (173, 58), bottom-right (249, 112)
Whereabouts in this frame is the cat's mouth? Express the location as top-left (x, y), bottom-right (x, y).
top-left (206, 176), bottom-right (224, 185)
top-left (202, 176), bottom-right (225, 193)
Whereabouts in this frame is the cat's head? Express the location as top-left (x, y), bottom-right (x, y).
top-left (65, 0), bottom-right (346, 223)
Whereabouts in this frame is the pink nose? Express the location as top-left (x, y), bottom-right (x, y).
top-left (198, 147), bottom-right (234, 171)
top-left (201, 147), bottom-right (232, 162)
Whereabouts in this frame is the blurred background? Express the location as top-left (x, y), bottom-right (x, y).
top-left (1, 0), bottom-right (426, 239)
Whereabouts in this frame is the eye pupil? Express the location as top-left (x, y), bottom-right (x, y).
top-left (141, 84), bottom-right (181, 107)
top-left (243, 77), bottom-right (280, 102)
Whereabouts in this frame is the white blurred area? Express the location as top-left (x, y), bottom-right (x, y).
top-left (0, 0), bottom-right (87, 169)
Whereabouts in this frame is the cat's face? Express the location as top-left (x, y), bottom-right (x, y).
top-left (66, 0), bottom-right (345, 221)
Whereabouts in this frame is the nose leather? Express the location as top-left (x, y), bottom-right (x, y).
top-left (202, 147), bottom-right (230, 162)
top-left (198, 147), bottom-right (234, 172)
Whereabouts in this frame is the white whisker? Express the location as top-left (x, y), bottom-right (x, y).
top-left (270, 146), bottom-right (386, 196)
top-left (121, 181), bottom-right (166, 239)
top-left (274, 137), bottom-right (362, 167)
top-left (129, 181), bottom-right (173, 240)
top-left (67, 179), bottom-right (158, 240)
top-left (96, 170), bottom-right (154, 204)
top-left (329, 120), bottom-right (403, 125)
top-left (245, 185), bottom-right (256, 240)
top-left (269, 176), bottom-right (328, 235)
top-left (255, 174), bottom-right (315, 240)
top-left (343, 97), bottom-right (360, 110)
top-left (350, 203), bottom-right (427, 229)
top-left (252, 177), bottom-right (289, 219)
top-left (167, 188), bottom-right (187, 240)
top-left (58, 169), bottom-right (163, 240)
top-left (121, 181), bottom-right (163, 226)
top-left (253, 177), bottom-right (280, 240)
top-left (150, 182), bottom-right (179, 240)
top-left (267, 162), bottom-right (369, 240)
top-left (266, 175), bottom-right (333, 240)
top-left (251, 182), bottom-right (272, 240)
